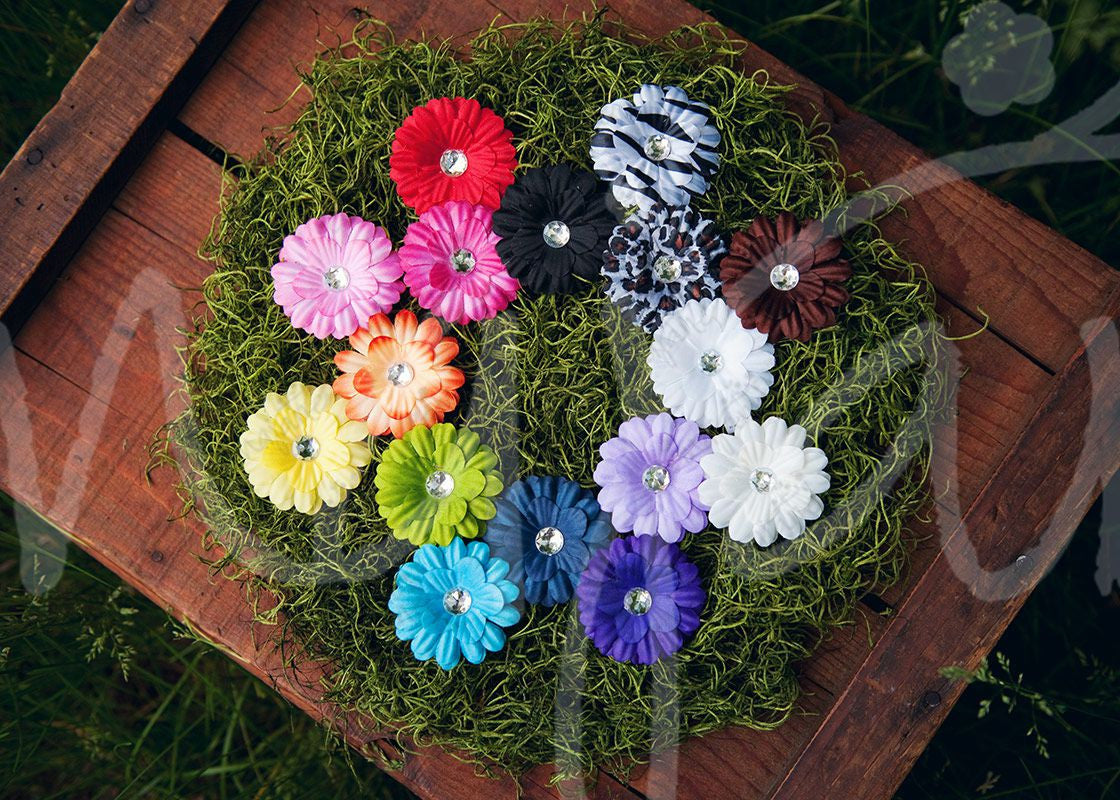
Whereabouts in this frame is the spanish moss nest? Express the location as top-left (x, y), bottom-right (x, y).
top-left (161, 15), bottom-right (946, 783)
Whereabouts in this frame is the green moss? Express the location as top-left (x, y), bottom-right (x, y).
top-left (164, 16), bottom-right (944, 781)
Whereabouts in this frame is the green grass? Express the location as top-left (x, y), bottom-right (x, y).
top-left (1, 0), bottom-right (1117, 798)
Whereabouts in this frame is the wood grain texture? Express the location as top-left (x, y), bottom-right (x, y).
top-left (2, 1), bottom-right (1119, 799)
top-left (0, 0), bottom-right (258, 335)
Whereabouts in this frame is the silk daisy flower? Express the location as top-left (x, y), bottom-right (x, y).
top-left (389, 97), bottom-right (518, 214)
top-left (590, 84), bottom-right (720, 212)
top-left (270, 213), bottom-right (404, 340)
top-left (333, 309), bottom-right (464, 438)
top-left (239, 382), bottom-right (371, 515)
top-left (593, 414), bottom-right (712, 543)
top-left (483, 475), bottom-right (612, 606)
top-left (602, 203), bottom-right (725, 332)
top-left (388, 537), bottom-right (520, 670)
top-left (576, 535), bottom-right (705, 665)
top-left (647, 298), bottom-right (775, 430)
top-left (374, 423), bottom-right (504, 546)
top-left (400, 200), bottom-right (520, 325)
top-left (698, 416), bottom-right (831, 547)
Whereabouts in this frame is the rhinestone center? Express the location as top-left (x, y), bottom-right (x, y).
top-left (542, 220), bottom-right (571, 249)
top-left (386, 362), bottom-right (414, 387)
top-left (322, 266), bottom-right (350, 291)
top-left (643, 134), bottom-right (671, 161)
top-left (699, 350), bottom-right (723, 374)
top-left (443, 587), bottom-right (472, 615)
top-left (770, 262), bottom-right (800, 291)
top-left (450, 248), bottom-right (476, 274)
top-left (642, 465), bottom-right (671, 492)
top-left (291, 435), bottom-right (320, 461)
top-left (623, 587), bottom-right (653, 616)
top-left (439, 148), bottom-right (468, 177)
top-left (652, 254), bottom-right (683, 282)
top-left (751, 468), bottom-right (774, 493)
top-left (534, 526), bottom-right (566, 556)
top-left (425, 470), bottom-right (455, 499)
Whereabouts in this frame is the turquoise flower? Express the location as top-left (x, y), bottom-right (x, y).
top-left (388, 537), bottom-right (520, 669)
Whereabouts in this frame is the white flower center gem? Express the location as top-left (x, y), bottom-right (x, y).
top-left (770, 262), bottom-right (800, 291)
top-left (699, 350), bottom-right (723, 373)
top-left (450, 248), bottom-right (476, 273)
top-left (425, 470), bottom-right (455, 499)
top-left (443, 587), bottom-right (472, 615)
top-left (322, 266), bottom-right (350, 291)
top-left (534, 526), bottom-right (565, 556)
top-left (291, 435), bottom-right (320, 461)
top-left (642, 465), bottom-right (671, 492)
top-left (623, 587), bottom-right (653, 615)
top-left (751, 467), bottom-right (774, 493)
top-left (542, 220), bottom-right (571, 248)
top-left (643, 134), bottom-right (672, 161)
top-left (386, 362), bottom-right (414, 387)
top-left (439, 148), bottom-right (468, 177)
top-left (652, 254), bottom-right (683, 282)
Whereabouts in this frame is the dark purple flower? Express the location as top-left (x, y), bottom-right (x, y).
top-left (592, 413), bottom-right (712, 542)
top-left (576, 535), bottom-right (705, 665)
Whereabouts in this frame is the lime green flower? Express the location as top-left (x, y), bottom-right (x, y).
top-left (375, 423), bottom-right (503, 545)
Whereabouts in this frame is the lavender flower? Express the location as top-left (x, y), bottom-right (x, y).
top-left (576, 535), bottom-right (705, 665)
top-left (592, 413), bottom-right (712, 542)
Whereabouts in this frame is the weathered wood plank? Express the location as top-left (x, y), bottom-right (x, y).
top-left (0, 0), bottom-right (258, 334)
top-left (771, 299), bottom-right (1120, 799)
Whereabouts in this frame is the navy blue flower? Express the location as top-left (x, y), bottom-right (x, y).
top-left (484, 475), bottom-right (613, 606)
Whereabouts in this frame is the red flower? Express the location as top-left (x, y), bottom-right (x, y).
top-left (389, 97), bottom-right (518, 214)
top-left (720, 212), bottom-right (851, 343)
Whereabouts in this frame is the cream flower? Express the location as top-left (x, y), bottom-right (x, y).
top-left (698, 416), bottom-right (830, 546)
top-left (647, 298), bottom-right (775, 430)
top-left (239, 382), bottom-right (372, 514)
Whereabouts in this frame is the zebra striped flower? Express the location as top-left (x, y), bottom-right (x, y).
top-left (589, 84), bottom-right (720, 213)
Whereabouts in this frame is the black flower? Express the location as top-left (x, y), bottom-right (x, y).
top-left (492, 165), bottom-right (615, 295)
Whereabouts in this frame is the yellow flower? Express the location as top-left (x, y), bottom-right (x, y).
top-left (239, 382), bottom-right (372, 514)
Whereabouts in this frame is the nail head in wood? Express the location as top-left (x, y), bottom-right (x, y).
top-left (26, 148), bottom-right (43, 166)
top-left (922, 690), bottom-right (942, 709)
top-left (134, 0), bottom-right (153, 14)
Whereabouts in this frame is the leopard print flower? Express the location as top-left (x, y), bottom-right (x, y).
top-left (602, 203), bottom-right (726, 332)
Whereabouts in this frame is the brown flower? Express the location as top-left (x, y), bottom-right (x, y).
top-left (720, 212), bottom-right (851, 342)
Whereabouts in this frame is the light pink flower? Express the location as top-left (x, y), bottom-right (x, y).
top-left (399, 201), bottom-right (520, 324)
top-left (271, 213), bottom-right (404, 340)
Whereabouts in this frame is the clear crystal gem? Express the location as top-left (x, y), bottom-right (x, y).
top-left (542, 220), bottom-right (570, 249)
top-left (642, 465), bottom-right (671, 492)
top-left (623, 587), bottom-right (653, 615)
top-left (450, 248), bottom-right (476, 273)
top-left (322, 266), bottom-right (350, 291)
top-left (769, 262), bottom-right (800, 291)
top-left (439, 148), bottom-right (468, 177)
top-left (534, 526), bottom-right (565, 556)
top-left (291, 435), bottom-right (319, 461)
top-left (443, 587), bottom-right (472, 615)
top-left (386, 362), bottom-right (414, 387)
top-left (699, 350), bottom-right (723, 373)
top-left (643, 134), bottom-right (671, 161)
top-left (652, 254), bottom-right (683, 282)
top-left (425, 470), bottom-right (455, 499)
top-left (751, 468), bottom-right (774, 493)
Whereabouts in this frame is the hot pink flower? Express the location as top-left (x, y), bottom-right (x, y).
top-left (271, 213), bottom-right (404, 340)
top-left (399, 201), bottom-right (520, 325)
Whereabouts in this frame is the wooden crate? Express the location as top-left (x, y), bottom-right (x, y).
top-left (1, 1), bottom-right (1117, 798)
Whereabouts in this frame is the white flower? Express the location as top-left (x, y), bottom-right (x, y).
top-left (590, 84), bottom-right (720, 213)
top-left (647, 298), bottom-right (775, 429)
top-left (698, 417), bottom-right (830, 546)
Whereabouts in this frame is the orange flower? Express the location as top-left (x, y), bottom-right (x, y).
top-left (333, 310), bottom-right (464, 438)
